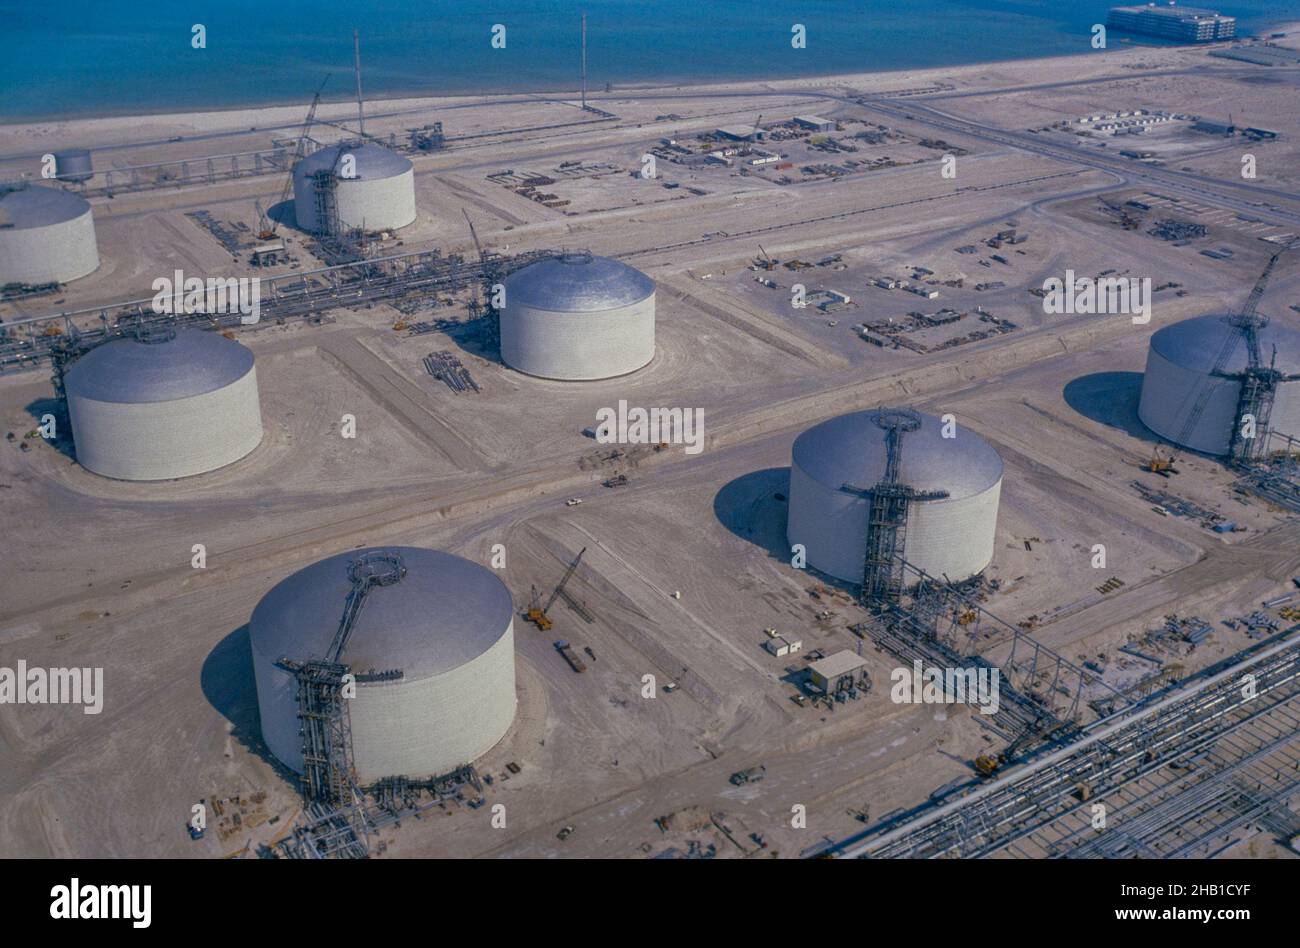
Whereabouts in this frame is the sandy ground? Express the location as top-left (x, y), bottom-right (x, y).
top-left (3, 31), bottom-right (1300, 859)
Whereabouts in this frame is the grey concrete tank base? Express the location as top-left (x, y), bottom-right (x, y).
top-left (499, 253), bottom-right (657, 380)
top-left (250, 547), bottom-right (517, 783)
top-left (63, 328), bottom-right (263, 480)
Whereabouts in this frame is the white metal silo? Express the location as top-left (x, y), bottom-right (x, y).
top-left (63, 328), bottom-right (263, 481)
top-left (0, 183), bottom-right (99, 285)
top-left (787, 408), bottom-right (1003, 585)
top-left (1138, 314), bottom-right (1300, 456)
top-left (291, 142), bottom-right (416, 234)
top-left (499, 253), bottom-right (656, 380)
top-left (249, 547), bottom-right (517, 783)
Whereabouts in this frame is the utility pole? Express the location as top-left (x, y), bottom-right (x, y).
top-left (581, 12), bottom-right (588, 111)
top-left (353, 28), bottom-right (366, 137)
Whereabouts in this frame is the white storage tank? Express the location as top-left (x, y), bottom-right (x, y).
top-left (249, 547), bottom-right (517, 783)
top-left (63, 328), bottom-right (263, 481)
top-left (291, 142), bottom-right (416, 234)
top-left (0, 183), bottom-right (99, 285)
top-left (52, 149), bottom-right (94, 184)
top-left (1138, 314), bottom-right (1300, 456)
top-left (787, 408), bottom-right (1003, 585)
top-left (499, 253), bottom-right (656, 380)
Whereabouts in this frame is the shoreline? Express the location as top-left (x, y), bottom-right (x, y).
top-left (3, 21), bottom-right (1299, 142)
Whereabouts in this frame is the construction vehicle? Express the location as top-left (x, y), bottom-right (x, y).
top-left (524, 585), bottom-right (553, 631)
top-left (1145, 443), bottom-right (1180, 477)
top-left (729, 765), bottom-right (767, 786)
top-left (974, 719), bottom-right (1071, 777)
top-left (524, 547), bottom-right (587, 630)
top-left (955, 605), bottom-right (978, 626)
top-left (554, 640), bottom-right (587, 673)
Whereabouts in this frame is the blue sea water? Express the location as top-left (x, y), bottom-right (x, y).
top-left (2, 1), bottom-right (1299, 121)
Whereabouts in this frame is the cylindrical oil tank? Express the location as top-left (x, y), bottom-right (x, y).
top-left (52, 149), bottom-right (94, 183)
top-left (291, 142), bottom-right (415, 234)
top-left (63, 328), bottom-right (263, 481)
top-left (1138, 314), bottom-right (1300, 456)
top-left (0, 183), bottom-right (99, 285)
top-left (249, 547), bottom-right (517, 783)
top-left (499, 253), bottom-right (656, 380)
top-left (787, 408), bottom-right (1003, 584)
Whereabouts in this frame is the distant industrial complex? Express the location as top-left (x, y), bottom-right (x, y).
top-left (1109, 4), bottom-right (1237, 43)
top-left (2, 12), bottom-right (1300, 865)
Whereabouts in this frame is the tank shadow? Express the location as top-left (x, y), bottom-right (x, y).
top-left (713, 467), bottom-right (791, 561)
top-left (1062, 371), bottom-right (1157, 443)
top-left (23, 396), bottom-right (76, 459)
top-left (200, 624), bottom-right (296, 783)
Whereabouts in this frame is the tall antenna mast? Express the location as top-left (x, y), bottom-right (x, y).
top-left (580, 12), bottom-right (587, 111)
top-left (353, 28), bottom-right (366, 137)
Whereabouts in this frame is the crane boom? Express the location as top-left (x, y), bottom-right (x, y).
top-left (265, 74), bottom-right (330, 239)
top-left (544, 547), bottom-right (587, 615)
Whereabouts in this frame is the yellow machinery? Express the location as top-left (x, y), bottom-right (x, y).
top-left (524, 585), bottom-right (554, 631)
top-left (1145, 444), bottom-right (1179, 476)
top-left (956, 606), bottom-right (978, 626)
top-left (524, 547), bottom-right (587, 631)
top-left (974, 720), bottom-right (1072, 777)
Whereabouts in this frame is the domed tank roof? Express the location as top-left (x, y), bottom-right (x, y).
top-left (1150, 313), bottom-right (1300, 377)
top-left (0, 183), bottom-right (92, 229)
top-left (249, 547), bottom-right (513, 680)
top-left (792, 409), bottom-right (1003, 501)
top-left (295, 142), bottom-right (413, 179)
top-left (64, 328), bottom-right (254, 403)
top-left (504, 253), bottom-right (655, 312)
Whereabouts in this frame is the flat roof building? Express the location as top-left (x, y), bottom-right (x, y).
top-left (808, 650), bottom-right (869, 694)
top-left (716, 125), bottom-right (756, 141)
top-left (794, 116), bottom-right (836, 133)
top-left (1108, 4), bottom-right (1236, 43)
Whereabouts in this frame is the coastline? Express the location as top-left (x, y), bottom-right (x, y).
top-left (2, 22), bottom-right (1298, 155)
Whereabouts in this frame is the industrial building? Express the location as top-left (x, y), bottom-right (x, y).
top-left (499, 252), bottom-right (656, 380)
top-left (787, 408), bottom-right (1003, 587)
top-left (1138, 313), bottom-right (1300, 456)
top-left (794, 116), bottom-right (836, 133)
top-left (1107, 4), bottom-right (1236, 43)
top-left (291, 142), bottom-right (416, 235)
top-left (249, 547), bottom-right (517, 784)
top-left (0, 182), bottom-right (99, 285)
top-left (63, 328), bottom-right (263, 480)
top-left (808, 650), bottom-right (870, 695)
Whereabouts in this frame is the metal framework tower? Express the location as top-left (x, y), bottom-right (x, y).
top-left (1168, 248), bottom-right (1291, 467)
top-left (842, 408), bottom-right (949, 607)
top-left (580, 12), bottom-right (588, 111)
top-left (310, 168), bottom-right (341, 238)
top-left (277, 551), bottom-right (407, 809)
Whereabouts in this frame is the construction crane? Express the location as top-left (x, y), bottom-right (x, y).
top-left (525, 547), bottom-right (587, 630)
top-left (1144, 443), bottom-right (1180, 477)
top-left (756, 244), bottom-right (776, 270)
top-left (259, 74), bottom-right (330, 240)
top-left (974, 717), bottom-right (1071, 777)
top-left (752, 113), bottom-right (763, 140)
top-left (1162, 246), bottom-right (1291, 469)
